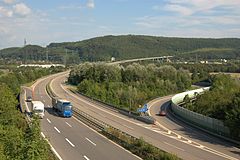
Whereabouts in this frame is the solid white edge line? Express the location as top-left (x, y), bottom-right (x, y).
top-left (54, 74), bottom-right (238, 160)
top-left (65, 138), bottom-right (75, 147)
top-left (148, 97), bottom-right (240, 160)
top-left (83, 155), bottom-right (90, 160)
top-left (47, 118), bottom-right (52, 124)
top-left (72, 117), bottom-right (142, 160)
top-left (164, 142), bottom-right (185, 151)
top-left (54, 126), bottom-right (61, 133)
top-left (85, 137), bottom-right (96, 146)
top-left (41, 132), bottom-right (46, 138)
top-left (41, 132), bottom-right (63, 160)
top-left (65, 122), bottom-right (72, 128)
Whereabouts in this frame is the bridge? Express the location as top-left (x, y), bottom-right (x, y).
top-left (109, 56), bottom-right (173, 65)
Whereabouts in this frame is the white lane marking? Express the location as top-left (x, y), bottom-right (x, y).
top-left (65, 122), bottom-right (72, 128)
top-left (164, 142), bottom-right (185, 151)
top-left (65, 138), bottom-right (75, 147)
top-left (72, 117), bottom-right (142, 160)
top-left (47, 118), bottom-right (51, 124)
top-left (56, 77), bottom-right (238, 160)
top-left (123, 124), bottom-right (134, 130)
top-left (41, 132), bottom-right (46, 138)
top-left (83, 155), bottom-right (90, 160)
top-left (41, 132), bottom-right (63, 160)
top-left (233, 147), bottom-right (240, 150)
top-left (54, 127), bottom-right (61, 133)
top-left (85, 137), bottom-right (96, 146)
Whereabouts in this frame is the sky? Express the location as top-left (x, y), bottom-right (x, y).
top-left (0, 0), bottom-right (240, 49)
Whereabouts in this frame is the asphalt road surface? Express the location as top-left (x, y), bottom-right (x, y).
top-left (49, 72), bottom-right (240, 160)
top-left (24, 73), bottom-right (141, 160)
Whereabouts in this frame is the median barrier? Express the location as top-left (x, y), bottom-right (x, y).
top-left (68, 88), bottom-right (155, 124)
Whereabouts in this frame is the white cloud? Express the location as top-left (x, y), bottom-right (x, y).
top-left (86, 0), bottom-right (95, 9)
top-left (135, 14), bottom-right (240, 38)
top-left (164, 4), bottom-right (193, 16)
top-left (163, 0), bottom-right (240, 16)
top-left (58, 4), bottom-right (83, 10)
top-left (13, 3), bottom-right (31, 16)
top-left (3, 0), bottom-right (15, 4)
top-left (0, 6), bottom-right (13, 17)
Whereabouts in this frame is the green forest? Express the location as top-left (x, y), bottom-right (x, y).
top-left (1, 35), bottom-right (240, 63)
top-left (0, 67), bottom-right (63, 160)
top-left (183, 74), bottom-right (240, 139)
top-left (68, 62), bottom-right (191, 112)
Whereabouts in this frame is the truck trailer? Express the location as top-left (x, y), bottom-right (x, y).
top-left (31, 101), bottom-right (45, 118)
top-left (52, 97), bottom-right (73, 117)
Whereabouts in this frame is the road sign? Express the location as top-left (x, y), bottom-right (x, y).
top-left (143, 104), bottom-right (148, 109)
top-left (137, 107), bottom-right (148, 113)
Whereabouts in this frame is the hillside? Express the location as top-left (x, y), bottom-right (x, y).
top-left (1, 35), bottom-right (240, 63)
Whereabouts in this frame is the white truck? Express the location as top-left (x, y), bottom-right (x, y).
top-left (31, 101), bottom-right (45, 118)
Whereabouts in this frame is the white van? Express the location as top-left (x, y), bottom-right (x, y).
top-left (31, 101), bottom-right (44, 118)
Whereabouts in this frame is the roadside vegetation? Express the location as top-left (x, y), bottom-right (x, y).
top-left (68, 62), bottom-right (191, 112)
top-left (103, 127), bottom-right (181, 160)
top-left (1, 35), bottom-right (240, 63)
top-left (183, 74), bottom-right (240, 139)
top-left (0, 66), bottom-right (64, 160)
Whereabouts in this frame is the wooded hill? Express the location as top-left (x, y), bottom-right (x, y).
top-left (1, 35), bottom-right (240, 63)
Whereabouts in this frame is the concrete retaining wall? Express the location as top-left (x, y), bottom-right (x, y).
top-left (171, 87), bottom-right (231, 137)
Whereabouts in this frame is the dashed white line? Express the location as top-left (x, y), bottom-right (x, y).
top-left (47, 118), bottom-right (51, 124)
top-left (164, 142), bottom-right (185, 151)
top-left (84, 155), bottom-right (90, 160)
top-left (54, 127), bottom-right (61, 133)
top-left (65, 138), bottom-right (75, 147)
top-left (65, 122), bottom-right (72, 128)
top-left (85, 137), bottom-right (96, 146)
top-left (56, 75), bottom-right (238, 160)
top-left (40, 132), bottom-right (63, 160)
top-left (123, 124), bottom-right (134, 130)
top-left (233, 147), bottom-right (240, 151)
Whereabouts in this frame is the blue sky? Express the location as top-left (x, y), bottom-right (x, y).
top-left (0, 0), bottom-right (240, 49)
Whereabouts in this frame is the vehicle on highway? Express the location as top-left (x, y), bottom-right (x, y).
top-left (26, 96), bottom-right (32, 102)
top-left (159, 110), bottom-right (166, 116)
top-left (31, 101), bottom-right (45, 118)
top-left (52, 97), bottom-right (73, 117)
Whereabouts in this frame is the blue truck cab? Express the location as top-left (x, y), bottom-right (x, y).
top-left (52, 97), bottom-right (73, 118)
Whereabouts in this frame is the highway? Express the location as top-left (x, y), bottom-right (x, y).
top-left (49, 72), bottom-right (240, 160)
top-left (148, 96), bottom-right (240, 160)
top-left (109, 56), bottom-right (173, 65)
top-left (24, 73), bottom-right (141, 160)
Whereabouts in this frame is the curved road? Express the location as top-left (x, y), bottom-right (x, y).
top-left (26, 73), bottom-right (141, 160)
top-left (50, 72), bottom-right (240, 160)
top-left (148, 96), bottom-right (240, 160)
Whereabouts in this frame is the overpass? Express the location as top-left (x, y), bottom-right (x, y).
top-left (109, 56), bottom-right (173, 65)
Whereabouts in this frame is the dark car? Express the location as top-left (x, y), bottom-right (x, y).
top-left (159, 110), bottom-right (166, 116)
top-left (26, 96), bottom-right (32, 102)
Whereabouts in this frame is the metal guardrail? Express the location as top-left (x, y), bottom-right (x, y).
top-left (46, 82), bottom-right (109, 131)
top-left (69, 89), bottom-right (155, 124)
top-left (73, 107), bottom-right (109, 131)
top-left (19, 87), bottom-right (32, 125)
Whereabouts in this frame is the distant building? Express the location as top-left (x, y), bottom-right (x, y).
top-left (18, 64), bottom-right (65, 68)
top-left (200, 61), bottom-right (208, 64)
top-left (111, 57), bottom-right (116, 62)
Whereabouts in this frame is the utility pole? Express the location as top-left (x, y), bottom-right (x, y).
top-left (64, 48), bottom-right (67, 67)
top-left (46, 48), bottom-right (49, 63)
top-left (24, 38), bottom-right (27, 47)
